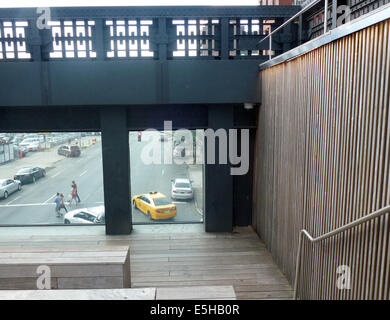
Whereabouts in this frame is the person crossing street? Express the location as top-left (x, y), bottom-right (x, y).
top-left (59, 193), bottom-right (68, 214)
top-left (69, 184), bottom-right (78, 206)
top-left (72, 180), bottom-right (81, 203)
top-left (54, 193), bottom-right (61, 218)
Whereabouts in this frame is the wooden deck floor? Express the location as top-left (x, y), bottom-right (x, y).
top-left (0, 226), bottom-right (293, 300)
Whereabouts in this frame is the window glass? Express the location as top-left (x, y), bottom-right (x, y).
top-left (175, 182), bottom-right (190, 188)
top-left (153, 197), bottom-right (171, 206)
top-left (0, 131), bottom-right (104, 226)
top-left (84, 213), bottom-right (96, 222)
top-left (130, 129), bottom-right (204, 224)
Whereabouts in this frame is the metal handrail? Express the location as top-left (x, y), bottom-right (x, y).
top-left (293, 204), bottom-right (390, 299)
top-left (257, 0), bottom-right (326, 59)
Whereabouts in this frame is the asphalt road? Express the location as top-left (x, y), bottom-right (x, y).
top-left (0, 132), bottom-right (203, 225)
top-left (130, 131), bottom-right (203, 224)
top-left (0, 142), bottom-right (104, 225)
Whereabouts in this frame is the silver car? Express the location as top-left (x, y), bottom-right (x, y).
top-left (0, 179), bottom-right (22, 199)
top-left (171, 178), bottom-right (193, 200)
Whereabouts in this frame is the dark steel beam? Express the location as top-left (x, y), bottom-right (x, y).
top-left (0, 60), bottom-right (264, 106)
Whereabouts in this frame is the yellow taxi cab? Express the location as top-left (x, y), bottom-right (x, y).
top-left (132, 192), bottom-right (177, 220)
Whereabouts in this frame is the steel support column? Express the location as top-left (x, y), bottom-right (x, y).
top-left (100, 107), bottom-right (132, 235)
top-left (205, 105), bottom-right (234, 232)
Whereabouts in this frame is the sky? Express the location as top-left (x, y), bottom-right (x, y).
top-left (0, 0), bottom-right (259, 7)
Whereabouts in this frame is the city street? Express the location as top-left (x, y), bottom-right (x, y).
top-left (130, 131), bottom-right (203, 224)
top-left (0, 139), bottom-right (104, 225)
top-left (0, 132), bottom-right (203, 225)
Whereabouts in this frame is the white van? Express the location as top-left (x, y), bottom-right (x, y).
top-left (19, 138), bottom-right (41, 151)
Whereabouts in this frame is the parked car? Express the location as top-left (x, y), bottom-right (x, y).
top-left (22, 134), bottom-right (41, 140)
top-left (26, 141), bottom-right (40, 152)
top-left (0, 136), bottom-right (11, 143)
top-left (57, 145), bottom-right (81, 157)
top-left (14, 167), bottom-right (46, 184)
top-left (64, 206), bottom-right (105, 224)
top-left (13, 145), bottom-right (28, 158)
top-left (19, 138), bottom-right (41, 151)
top-left (132, 192), bottom-right (177, 220)
top-left (12, 136), bottom-right (24, 145)
top-left (171, 178), bottom-right (194, 200)
top-left (0, 179), bottom-right (22, 199)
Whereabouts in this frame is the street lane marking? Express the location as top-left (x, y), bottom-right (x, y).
top-left (6, 195), bottom-right (21, 205)
top-left (80, 170), bottom-right (88, 177)
top-left (0, 201), bottom-right (104, 208)
top-left (172, 201), bottom-right (187, 204)
top-left (0, 203), bottom-right (55, 207)
top-left (51, 170), bottom-right (64, 178)
top-left (43, 194), bottom-right (57, 204)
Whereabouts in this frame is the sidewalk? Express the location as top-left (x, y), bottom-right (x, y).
top-left (0, 136), bottom-right (100, 180)
top-left (187, 163), bottom-right (204, 216)
top-left (186, 130), bottom-right (204, 216)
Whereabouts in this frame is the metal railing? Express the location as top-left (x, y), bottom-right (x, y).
top-left (0, 6), bottom-right (300, 62)
top-left (294, 205), bottom-right (390, 299)
top-left (257, 0), bottom-right (325, 59)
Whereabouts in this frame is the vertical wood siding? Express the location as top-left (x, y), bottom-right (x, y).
top-left (254, 19), bottom-right (390, 299)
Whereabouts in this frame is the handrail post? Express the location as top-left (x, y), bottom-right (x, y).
top-left (294, 231), bottom-right (303, 300)
top-left (256, 0), bottom-right (322, 47)
top-left (324, 0), bottom-right (329, 33)
top-left (269, 34), bottom-right (272, 60)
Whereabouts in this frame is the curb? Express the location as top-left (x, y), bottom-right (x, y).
top-left (186, 163), bottom-right (204, 217)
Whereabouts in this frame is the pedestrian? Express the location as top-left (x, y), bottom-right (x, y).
top-left (59, 193), bottom-right (68, 214)
top-left (69, 185), bottom-right (78, 206)
top-left (54, 193), bottom-right (61, 217)
top-left (72, 180), bottom-right (81, 203)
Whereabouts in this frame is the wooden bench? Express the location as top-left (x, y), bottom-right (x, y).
top-left (0, 288), bottom-right (154, 300)
top-left (0, 245), bottom-right (130, 290)
top-left (0, 286), bottom-right (236, 300)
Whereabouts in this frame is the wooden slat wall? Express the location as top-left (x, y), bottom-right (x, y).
top-left (254, 18), bottom-right (390, 300)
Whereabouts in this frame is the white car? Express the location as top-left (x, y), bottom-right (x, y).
top-left (64, 205), bottom-right (105, 224)
top-left (19, 138), bottom-right (40, 151)
top-left (25, 141), bottom-right (40, 151)
top-left (0, 179), bottom-right (22, 199)
top-left (22, 134), bottom-right (41, 140)
top-left (171, 178), bottom-right (194, 200)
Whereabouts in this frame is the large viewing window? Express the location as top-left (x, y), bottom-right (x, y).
top-left (129, 129), bottom-right (204, 224)
top-left (0, 132), bottom-right (104, 225)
